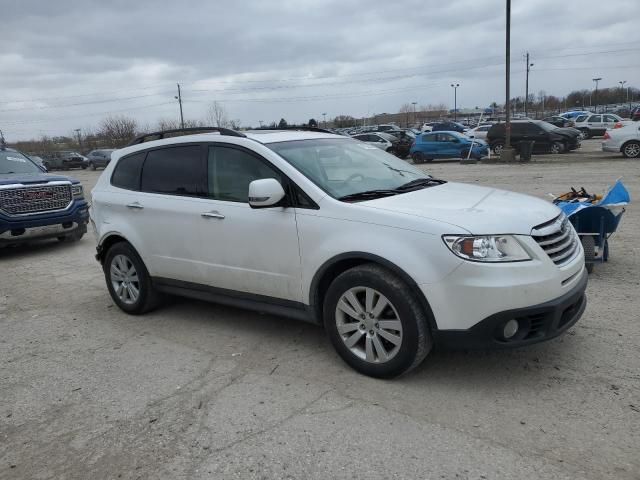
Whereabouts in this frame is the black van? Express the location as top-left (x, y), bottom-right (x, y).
top-left (486, 120), bottom-right (581, 155)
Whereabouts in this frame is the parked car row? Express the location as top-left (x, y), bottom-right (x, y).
top-left (27, 149), bottom-right (116, 171)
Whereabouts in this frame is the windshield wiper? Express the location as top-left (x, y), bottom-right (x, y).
top-left (394, 178), bottom-right (447, 191)
top-left (338, 189), bottom-right (399, 201)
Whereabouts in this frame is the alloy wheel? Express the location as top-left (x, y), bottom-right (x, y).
top-left (110, 254), bottom-right (140, 305)
top-left (624, 143), bottom-right (640, 158)
top-left (335, 287), bottom-right (403, 363)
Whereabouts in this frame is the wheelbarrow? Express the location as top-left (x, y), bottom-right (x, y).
top-left (552, 180), bottom-right (630, 273)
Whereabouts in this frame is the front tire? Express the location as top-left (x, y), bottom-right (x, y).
top-left (411, 151), bottom-right (425, 164)
top-left (579, 129), bottom-right (591, 140)
top-left (103, 242), bottom-right (159, 314)
top-left (550, 141), bottom-right (565, 154)
top-left (89, 162), bottom-right (96, 171)
top-left (323, 264), bottom-right (432, 378)
top-left (622, 141), bottom-right (640, 158)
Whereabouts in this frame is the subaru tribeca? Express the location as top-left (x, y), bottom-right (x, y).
top-left (90, 128), bottom-right (587, 378)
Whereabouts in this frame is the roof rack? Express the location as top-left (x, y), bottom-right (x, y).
top-left (127, 127), bottom-right (246, 146)
top-left (252, 126), bottom-right (334, 134)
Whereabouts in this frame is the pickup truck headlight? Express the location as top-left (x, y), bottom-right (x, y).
top-left (71, 184), bottom-right (84, 198)
top-left (443, 235), bottom-right (531, 262)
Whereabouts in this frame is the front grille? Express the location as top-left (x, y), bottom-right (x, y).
top-left (0, 184), bottom-right (72, 215)
top-left (531, 214), bottom-right (579, 266)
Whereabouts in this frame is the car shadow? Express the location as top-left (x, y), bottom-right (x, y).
top-left (0, 237), bottom-right (85, 260)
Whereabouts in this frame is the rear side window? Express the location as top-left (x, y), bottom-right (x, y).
top-left (140, 145), bottom-right (205, 196)
top-left (588, 115), bottom-right (601, 122)
top-left (111, 152), bottom-right (146, 190)
top-left (422, 134), bottom-right (435, 142)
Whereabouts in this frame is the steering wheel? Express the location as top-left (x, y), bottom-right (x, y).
top-left (342, 173), bottom-right (365, 184)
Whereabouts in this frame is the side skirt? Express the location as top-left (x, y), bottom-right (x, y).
top-left (152, 277), bottom-right (318, 324)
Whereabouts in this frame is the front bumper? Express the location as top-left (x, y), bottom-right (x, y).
top-left (0, 199), bottom-right (89, 244)
top-left (435, 269), bottom-right (587, 349)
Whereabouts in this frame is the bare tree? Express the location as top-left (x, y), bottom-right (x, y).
top-left (206, 101), bottom-right (229, 127)
top-left (98, 115), bottom-right (138, 147)
top-left (156, 118), bottom-right (206, 131)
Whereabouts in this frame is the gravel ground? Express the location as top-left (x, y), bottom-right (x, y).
top-left (1, 139), bottom-right (639, 479)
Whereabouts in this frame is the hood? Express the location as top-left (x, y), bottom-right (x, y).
top-left (359, 182), bottom-right (560, 235)
top-left (0, 172), bottom-right (79, 186)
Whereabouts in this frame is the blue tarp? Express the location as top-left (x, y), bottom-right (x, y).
top-left (555, 180), bottom-right (631, 217)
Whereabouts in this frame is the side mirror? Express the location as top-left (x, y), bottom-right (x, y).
top-left (248, 178), bottom-right (286, 209)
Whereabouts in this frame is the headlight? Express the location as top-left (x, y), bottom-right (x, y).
top-left (71, 184), bottom-right (83, 198)
top-left (443, 235), bottom-right (531, 262)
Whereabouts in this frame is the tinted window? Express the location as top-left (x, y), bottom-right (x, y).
top-left (140, 145), bottom-right (204, 196)
top-left (588, 115), bottom-right (601, 123)
top-left (208, 146), bottom-right (281, 203)
top-left (510, 123), bottom-right (527, 134)
top-left (111, 152), bottom-right (146, 190)
top-left (422, 134), bottom-right (436, 142)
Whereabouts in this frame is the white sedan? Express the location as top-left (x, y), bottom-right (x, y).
top-left (602, 123), bottom-right (640, 158)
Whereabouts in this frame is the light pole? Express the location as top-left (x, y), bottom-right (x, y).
top-left (74, 128), bottom-right (82, 151)
top-left (502, 0), bottom-right (515, 162)
top-left (592, 77), bottom-right (602, 114)
top-left (619, 80), bottom-right (627, 105)
top-left (411, 101), bottom-right (417, 126)
top-left (258, 120), bottom-right (263, 128)
top-left (450, 84), bottom-right (459, 122)
top-left (322, 113), bottom-right (327, 128)
top-left (524, 52), bottom-right (533, 117)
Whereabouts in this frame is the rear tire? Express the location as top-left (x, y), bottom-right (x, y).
top-left (103, 242), bottom-right (159, 314)
top-left (323, 264), bottom-right (432, 378)
top-left (579, 129), bottom-right (591, 140)
top-left (622, 141), bottom-right (640, 158)
top-left (89, 162), bottom-right (96, 171)
top-left (492, 142), bottom-right (504, 155)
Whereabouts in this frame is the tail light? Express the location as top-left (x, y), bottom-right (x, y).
top-left (603, 132), bottom-right (611, 140)
top-left (614, 122), bottom-right (623, 129)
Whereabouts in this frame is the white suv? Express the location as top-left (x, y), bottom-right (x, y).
top-left (90, 127), bottom-right (587, 378)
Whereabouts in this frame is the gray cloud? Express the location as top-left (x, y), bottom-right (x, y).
top-left (2, 0), bottom-right (639, 139)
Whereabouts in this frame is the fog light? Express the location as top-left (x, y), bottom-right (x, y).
top-left (503, 319), bottom-right (519, 339)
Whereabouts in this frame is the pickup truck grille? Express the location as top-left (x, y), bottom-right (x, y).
top-left (531, 214), bottom-right (579, 266)
top-left (0, 184), bottom-right (72, 215)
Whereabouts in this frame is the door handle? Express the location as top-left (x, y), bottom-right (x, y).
top-left (201, 211), bottom-right (225, 219)
top-left (126, 203), bottom-right (144, 210)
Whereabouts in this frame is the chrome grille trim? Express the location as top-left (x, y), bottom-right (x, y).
top-left (531, 213), bottom-right (580, 266)
top-left (0, 182), bottom-right (73, 216)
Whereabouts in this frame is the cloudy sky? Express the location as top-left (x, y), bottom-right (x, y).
top-left (2, 0), bottom-right (639, 140)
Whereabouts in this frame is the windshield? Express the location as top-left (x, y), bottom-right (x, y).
top-left (0, 150), bottom-right (42, 174)
top-left (268, 138), bottom-right (431, 199)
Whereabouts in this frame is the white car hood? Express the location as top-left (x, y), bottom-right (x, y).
top-left (360, 182), bottom-right (560, 235)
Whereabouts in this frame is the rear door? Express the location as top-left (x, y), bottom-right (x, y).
top-left (587, 115), bottom-right (604, 135)
top-left (131, 144), bottom-right (211, 283)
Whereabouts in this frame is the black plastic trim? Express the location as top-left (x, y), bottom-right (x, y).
top-left (127, 127), bottom-right (246, 146)
top-left (152, 277), bottom-right (315, 324)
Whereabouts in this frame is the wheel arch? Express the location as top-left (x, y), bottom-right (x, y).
top-left (621, 139), bottom-right (640, 155)
top-left (96, 232), bottom-right (140, 264)
top-left (309, 252), bottom-right (437, 332)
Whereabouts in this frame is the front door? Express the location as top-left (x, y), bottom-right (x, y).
top-left (587, 115), bottom-right (604, 136)
top-left (198, 145), bottom-right (302, 302)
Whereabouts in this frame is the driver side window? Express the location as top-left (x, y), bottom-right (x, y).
top-left (208, 146), bottom-right (282, 203)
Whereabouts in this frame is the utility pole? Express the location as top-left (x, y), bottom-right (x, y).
top-left (524, 52), bottom-right (533, 117)
top-left (411, 101), bottom-right (417, 126)
top-left (592, 77), bottom-right (602, 114)
top-left (502, 0), bottom-right (515, 162)
top-left (450, 84), bottom-right (459, 122)
top-left (175, 83), bottom-right (184, 129)
top-left (322, 112), bottom-right (327, 128)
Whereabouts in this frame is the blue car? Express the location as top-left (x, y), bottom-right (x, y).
top-left (410, 131), bottom-right (488, 163)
